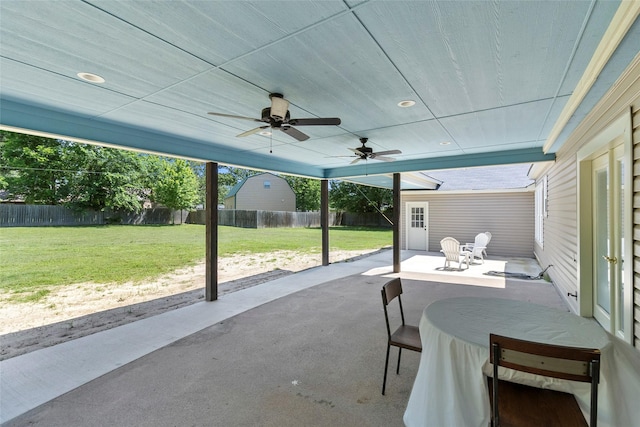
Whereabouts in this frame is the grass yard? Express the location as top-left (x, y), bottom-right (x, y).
top-left (0, 225), bottom-right (391, 300)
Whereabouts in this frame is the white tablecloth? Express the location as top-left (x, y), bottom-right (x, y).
top-left (403, 297), bottom-right (639, 427)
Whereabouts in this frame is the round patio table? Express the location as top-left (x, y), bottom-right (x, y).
top-left (402, 297), bottom-right (614, 427)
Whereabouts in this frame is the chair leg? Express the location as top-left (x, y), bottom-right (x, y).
top-left (396, 347), bottom-right (402, 374)
top-left (382, 344), bottom-right (391, 395)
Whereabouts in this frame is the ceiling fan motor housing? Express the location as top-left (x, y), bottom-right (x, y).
top-left (268, 93), bottom-right (289, 121)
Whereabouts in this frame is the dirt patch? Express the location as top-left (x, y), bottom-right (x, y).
top-left (0, 249), bottom-right (385, 360)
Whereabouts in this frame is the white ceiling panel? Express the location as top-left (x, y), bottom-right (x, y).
top-left (0, 58), bottom-right (134, 116)
top-left (1, 0), bottom-right (636, 188)
top-left (0, 1), bottom-right (210, 99)
top-left (223, 13), bottom-right (435, 131)
top-left (89, 0), bottom-right (349, 65)
top-left (440, 99), bottom-right (554, 149)
top-left (355, 1), bottom-right (598, 117)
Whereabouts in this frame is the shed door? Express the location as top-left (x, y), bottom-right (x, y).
top-left (406, 202), bottom-right (428, 250)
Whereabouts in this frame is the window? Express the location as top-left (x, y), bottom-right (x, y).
top-left (263, 180), bottom-right (271, 189)
top-left (535, 176), bottom-right (547, 246)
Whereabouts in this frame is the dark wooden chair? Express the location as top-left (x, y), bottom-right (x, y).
top-left (381, 278), bottom-right (422, 395)
top-left (489, 333), bottom-right (601, 427)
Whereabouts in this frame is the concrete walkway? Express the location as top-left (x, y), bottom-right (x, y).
top-left (0, 250), bottom-right (551, 425)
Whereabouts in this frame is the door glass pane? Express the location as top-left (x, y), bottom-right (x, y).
top-left (595, 168), bottom-right (610, 314)
top-left (618, 158), bottom-right (625, 331)
top-left (411, 207), bottom-right (424, 228)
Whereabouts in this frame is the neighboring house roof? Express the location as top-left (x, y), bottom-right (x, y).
top-left (416, 164), bottom-right (534, 191)
top-left (225, 181), bottom-right (245, 199)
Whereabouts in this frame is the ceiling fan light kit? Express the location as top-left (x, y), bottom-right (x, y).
top-left (268, 93), bottom-right (289, 121)
top-left (208, 93), bottom-right (341, 142)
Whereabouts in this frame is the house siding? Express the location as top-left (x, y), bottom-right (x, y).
top-left (535, 54), bottom-right (640, 349)
top-left (401, 191), bottom-right (534, 258)
top-left (534, 153), bottom-right (579, 310)
top-left (225, 173), bottom-right (296, 212)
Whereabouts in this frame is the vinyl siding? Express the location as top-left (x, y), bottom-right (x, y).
top-left (534, 153), bottom-right (579, 310)
top-left (534, 55), bottom-right (639, 349)
top-left (228, 173), bottom-right (296, 211)
top-left (401, 191), bottom-right (534, 257)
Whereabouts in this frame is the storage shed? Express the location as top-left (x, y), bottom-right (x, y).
top-left (224, 172), bottom-right (296, 211)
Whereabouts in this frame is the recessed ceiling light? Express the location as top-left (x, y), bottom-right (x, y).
top-left (397, 100), bottom-right (416, 108)
top-left (440, 141), bottom-right (451, 146)
top-left (77, 72), bottom-right (105, 83)
top-left (259, 130), bottom-right (272, 136)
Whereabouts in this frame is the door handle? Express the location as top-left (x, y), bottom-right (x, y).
top-left (602, 255), bottom-right (618, 264)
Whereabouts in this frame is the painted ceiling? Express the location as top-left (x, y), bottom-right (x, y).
top-left (1, 1), bottom-right (638, 189)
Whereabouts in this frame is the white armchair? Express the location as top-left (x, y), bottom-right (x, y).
top-left (461, 232), bottom-right (490, 264)
top-left (440, 237), bottom-right (471, 270)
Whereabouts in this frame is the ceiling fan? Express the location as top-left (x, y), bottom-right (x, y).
top-left (207, 93), bottom-right (341, 142)
top-left (348, 138), bottom-right (401, 164)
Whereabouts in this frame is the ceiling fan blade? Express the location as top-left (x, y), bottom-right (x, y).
top-left (349, 148), bottom-right (365, 156)
top-left (279, 125), bottom-right (310, 141)
top-left (237, 126), bottom-right (268, 137)
top-left (371, 155), bottom-right (396, 162)
top-left (350, 157), bottom-right (362, 164)
top-left (288, 117), bottom-right (341, 126)
top-left (208, 112), bottom-right (262, 122)
top-left (373, 149), bottom-right (402, 156)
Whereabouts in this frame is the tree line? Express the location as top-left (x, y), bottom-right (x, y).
top-left (0, 131), bottom-right (392, 214)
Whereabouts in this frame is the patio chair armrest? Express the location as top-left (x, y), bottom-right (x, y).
top-left (461, 244), bottom-right (473, 250)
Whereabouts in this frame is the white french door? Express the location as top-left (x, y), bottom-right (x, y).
top-left (406, 202), bottom-right (428, 250)
top-left (592, 144), bottom-right (626, 336)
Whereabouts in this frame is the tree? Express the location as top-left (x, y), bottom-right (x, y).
top-left (0, 131), bottom-right (67, 204)
top-left (187, 161), bottom-right (206, 208)
top-left (0, 130), bottom-right (269, 214)
top-left (154, 159), bottom-right (199, 223)
top-left (63, 143), bottom-right (147, 212)
top-left (283, 176), bottom-right (320, 211)
top-left (329, 180), bottom-right (393, 213)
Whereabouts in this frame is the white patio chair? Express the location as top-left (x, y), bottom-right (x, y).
top-left (483, 231), bottom-right (492, 257)
top-left (440, 237), bottom-right (470, 270)
top-left (461, 232), bottom-right (490, 264)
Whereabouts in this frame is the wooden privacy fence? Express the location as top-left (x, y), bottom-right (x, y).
top-left (188, 209), bottom-right (344, 228)
top-left (0, 205), bottom-right (186, 227)
top-left (1, 205), bottom-right (391, 228)
top-left (0, 204), bottom-right (104, 226)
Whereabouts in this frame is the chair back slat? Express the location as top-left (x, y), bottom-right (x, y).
top-left (382, 278), bottom-right (402, 304)
top-left (500, 348), bottom-right (590, 379)
top-left (490, 334), bottom-right (600, 383)
top-left (382, 278), bottom-right (406, 330)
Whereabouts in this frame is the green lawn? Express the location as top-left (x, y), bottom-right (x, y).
top-left (0, 225), bottom-right (391, 299)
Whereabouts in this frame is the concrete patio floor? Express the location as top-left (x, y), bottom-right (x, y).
top-left (1, 250), bottom-right (566, 426)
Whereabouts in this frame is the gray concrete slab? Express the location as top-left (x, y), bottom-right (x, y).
top-left (1, 250), bottom-right (561, 426)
